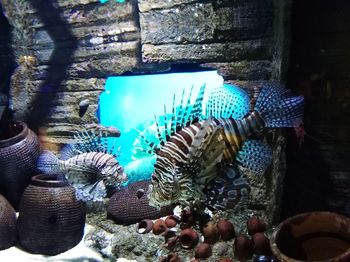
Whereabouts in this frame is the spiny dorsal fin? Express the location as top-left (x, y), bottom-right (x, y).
top-left (134, 128), bottom-right (160, 155)
top-left (154, 114), bottom-right (165, 147)
top-left (170, 93), bottom-right (176, 137)
top-left (176, 89), bottom-right (186, 132)
top-left (182, 85), bottom-right (194, 128)
top-left (71, 128), bottom-right (117, 157)
top-left (189, 84), bottom-right (206, 124)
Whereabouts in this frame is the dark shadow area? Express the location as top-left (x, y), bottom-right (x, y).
top-left (25, 0), bottom-right (78, 132)
top-left (283, 0), bottom-right (350, 219)
top-left (0, 3), bottom-right (16, 119)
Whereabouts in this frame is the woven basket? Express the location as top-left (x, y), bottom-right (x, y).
top-left (17, 174), bottom-right (86, 255)
top-left (0, 119), bottom-right (40, 209)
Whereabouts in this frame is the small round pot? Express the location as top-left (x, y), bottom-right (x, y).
top-left (17, 174), bottom-right (86, 255)
top-left (0, 194), bottom-right (17, 250)
top-left (179, 228), bottom-right (199, 249)
top-left (270, 211), bottom-right (350, 262)
top-left (0, 119), bottom-right (40, 209)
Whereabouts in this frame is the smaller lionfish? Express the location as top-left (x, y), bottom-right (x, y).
top-left (37, 128), bottom-right (127, 202)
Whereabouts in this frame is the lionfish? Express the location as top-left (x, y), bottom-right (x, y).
top-left (37, 127), bottom-right (127, 202)
top-left (148, 83), bottom-right (304, 211)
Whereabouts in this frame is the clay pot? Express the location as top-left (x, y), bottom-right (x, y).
top-left (17, 174), bottom-right (86, 255)
top-left (195, 243), bottom-right (212, 259)
top-left (0, 119), bottom-right (40, 209)
top-left (270, 211), bottom-right (350, 262)
top-left (153, 219), bottom-right (167, 235)
top-left (179, 228), bottom-right (199, 249)
top-left (247, 217), bottom-right (266, 236)
top-left (136, 219), bottom-right (153, 234)
top-left (202, 222), bottom-right (220, 244)
top-left (252, 232), bottom-right (271, 256)
top-left (0, 194), bottom-right (17, 250)
top-left (164, 229), bottom-right (178, 250)
top-left (234, 234), bottom-right (253, 260)
top-left (165, 215), bottom-right (179, 228)
top-left (217, 219), bottom-right (235, 241)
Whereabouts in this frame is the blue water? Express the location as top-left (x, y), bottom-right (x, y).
top-left (98, 71), bottom-right (224, 183)
top-left (99, 71), bottom-right (223, 164)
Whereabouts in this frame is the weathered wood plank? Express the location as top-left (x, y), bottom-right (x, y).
top-left (140, 1), bottom-right (273, 44)
top-left (142, 39), bottom-right (272, 63)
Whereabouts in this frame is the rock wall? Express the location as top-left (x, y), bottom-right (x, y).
top-left (0, 0), bottom-right (291, 224)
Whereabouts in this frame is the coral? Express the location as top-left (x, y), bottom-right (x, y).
top-left (217, 219), bottom-right (235, 241)
top-left (247, 217), bottom-right (266, 236)
top-left (136, 219), bottom-right (153, 234)
top-left (179, 228), bottom-right (199, 250)
top-left (107, 181), bottom-right (174, 225)
top-left (195, 243), bottom-right (212, 259)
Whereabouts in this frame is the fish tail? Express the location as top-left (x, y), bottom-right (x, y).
top-left (254, 83), bottom-right (304, 128)
top-left (37, 151), bottom-right (60, 174)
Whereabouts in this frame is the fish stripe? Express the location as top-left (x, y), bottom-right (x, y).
top-left (151, 109), bottom-right (269, 208)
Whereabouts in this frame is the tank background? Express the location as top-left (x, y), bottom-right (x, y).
top-left (0, 0), bottom-right (289, 260)
top-left (0, 0), bottom-right (288, 218)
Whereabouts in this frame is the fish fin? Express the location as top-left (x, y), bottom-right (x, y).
top-left (74, 180), bottom-right (107, 202)
top-left (64, 164), bottom-right (101, 184)
top-left (206, 84), bottom-right (250, 119)
top-left (59, 144), bottom-right (81, 160)
top-left (170, 93), bottom-right (177, 137)
top-left (189, 84), bottom-right (206, 123)
top-left (236, 139), bottom-right (272, 174)
top-left (154, 115), bottom-right (166, 147)
top-left (37, 151), bottom-right (60, 174)
top-left (204, 165), bottom-right (251, 211)
top-left (133, 128), bottom-right (160, 155)
top-left (73, 129), bottom-right (116, 156)
top-left (180, 85), bottom-right (205, 128)
top-left (187, 118), bottom-right (226, 186)
top-left (254, 83), bottom-right (304, 128)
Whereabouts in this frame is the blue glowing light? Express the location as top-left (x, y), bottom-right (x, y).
top-left (98, 71), bottom-right (223, 166)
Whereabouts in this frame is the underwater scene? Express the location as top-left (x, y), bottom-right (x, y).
top-left (99, 71), bottom-right (227, 184)
top-left (1, 0), bottom-right (350, 261)
top-left (1, 76), bottom-right (350, 261)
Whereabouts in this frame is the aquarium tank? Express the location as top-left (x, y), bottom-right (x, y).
top-left (98, 71), bottom-right (224, 184)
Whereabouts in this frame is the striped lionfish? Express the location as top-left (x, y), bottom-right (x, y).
top-left (148, 83), bottom-right (304, 211)
top-left (37, 127), bottom-right (127, 202)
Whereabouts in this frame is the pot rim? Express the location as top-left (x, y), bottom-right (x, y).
top-left (0, 119), bottom-right (29, 148)
top-left (270, 211), bottom-right (350, 262)
top-left (31, 174), bottom-right (70, 188)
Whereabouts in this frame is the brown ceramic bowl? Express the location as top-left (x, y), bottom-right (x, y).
top-left (270, 211), bottom-right (350, 262)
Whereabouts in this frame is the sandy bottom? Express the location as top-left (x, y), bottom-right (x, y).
top-left (0, 224), bottom-right (104, 262)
